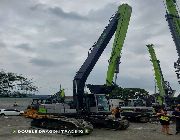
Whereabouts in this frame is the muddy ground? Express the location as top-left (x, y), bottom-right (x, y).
top-left (0, 116), bottom-right (179, 140)
top-left (0, 98), bottom-right (179, 140)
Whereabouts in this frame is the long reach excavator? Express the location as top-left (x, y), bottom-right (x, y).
top-left (24, 4), bottom-right (132, 135)
top-left (164, 0), bottom-right (180, 83)
top-left (147, 44), bottom-right (175, 106)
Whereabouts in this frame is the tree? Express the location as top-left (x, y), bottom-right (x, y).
top-left (0, 70), bottom-right (38, 97)
top-left (109, 87), bottom-right (150, 100)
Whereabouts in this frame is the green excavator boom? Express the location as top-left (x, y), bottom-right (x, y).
top-left (147, 44), bottom-right (165, 105)
top-left (165, 0), bottom-right (180, 47)
top-left (106, 4), bottom-right (132, 86)
top-left (165, 0), bottom-right (180, 83)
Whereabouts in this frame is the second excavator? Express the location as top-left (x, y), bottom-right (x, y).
top-left (163, 0), bottom-right (180, 83)
top-left (147, 44), bottom-right (175, 106)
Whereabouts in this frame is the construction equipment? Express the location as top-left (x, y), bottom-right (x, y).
top-left (72, 3), bottom-right (131, 128)
top-left (48, 86), bottom-right (65, 103)
top-left (87, 2), bottom-right (131, 99)
top-left (73, 4), bottom-right (132, 112)
top-left (84, 1), bottom-right (131, 120)
top-left (24, 87), bottom-right (66, 117)
top-left (121, 106), bottom-right (154, 123)
top-left (26, 4), bottom-right (132, 134)
top-left (108, 97), bottom-right (155, 123)
top-left (106, 5), bottom-right (131, 86)
top-left (147, 44), bottom-right (175, 106)
top-left (164, 0), bottom-right (180, 83)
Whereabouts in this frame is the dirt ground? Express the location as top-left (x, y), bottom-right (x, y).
top-left (0, 116), bottom-right (179, 140)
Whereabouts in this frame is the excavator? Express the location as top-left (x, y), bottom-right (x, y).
top-left (86, 0), bottom-right (131, 113)
top-left (24, 4), bottom-right (132, 135)
top-left (147, 44), bottom-right (175, 106)
top-left (164, 0), bottom-right (180, 83)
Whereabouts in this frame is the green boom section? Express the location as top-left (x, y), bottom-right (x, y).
top-left (166, 0), bottom-right (179, 16)
top-left (106, 4), bottom-right (132, 86)
top-left (166, 0), bottom-right (180, 41)
top-left (147, 44), bottom-right (165, 105)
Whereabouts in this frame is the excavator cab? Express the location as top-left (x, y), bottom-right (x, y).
top-left (85, 94), bottom-right (109, 114)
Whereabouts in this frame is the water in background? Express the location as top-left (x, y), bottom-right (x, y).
top-left (0, 98), bottom-right (33, 111)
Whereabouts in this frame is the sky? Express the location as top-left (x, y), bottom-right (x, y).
top-left (0, 0), bottom-right (179, 96)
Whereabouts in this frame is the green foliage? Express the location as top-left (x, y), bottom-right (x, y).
top-left (109, 86), bottom-right (149, 100)
top-left (0, 70), bottom-right (38, 97)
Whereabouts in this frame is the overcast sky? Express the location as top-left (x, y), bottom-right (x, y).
top-left (0, 0), bottom-right (180, 96)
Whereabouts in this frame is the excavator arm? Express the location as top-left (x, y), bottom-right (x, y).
top-left (164, 0), bottom-right (180, 83)
top-left (73, 4), bottom-right (132, 111)
top-left (106, 5), bottom-right (131, 86)
top-left (147, 44), bottom-right (165, 105)
top-left (147, 44), bottom-right (175, 106)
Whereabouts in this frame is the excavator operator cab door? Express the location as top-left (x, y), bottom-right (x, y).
top-left (87, 94), bottom-right (110, 113)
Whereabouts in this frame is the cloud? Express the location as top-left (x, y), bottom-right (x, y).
top-left (30, 58), bottom-right (57, 67)
top-left (0, 0), bottom-right (179, 96)
top-left (31, 4), bottom-right (88, 21)
top-left (87, 3), bottom-right (117, 22)
top-left (49, 7), bottom-right (87, 20)
top-left (46, 39), bottom-right (79, 49)
top-left (15, 43), bottom-right (33, 51)
top-left (0, 42), bottom-right (6, 49)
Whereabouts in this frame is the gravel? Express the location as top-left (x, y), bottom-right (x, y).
top-left (0, 98), bottom-right (179, 140)
top-left (0, 116), bottom-right (179, 140)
